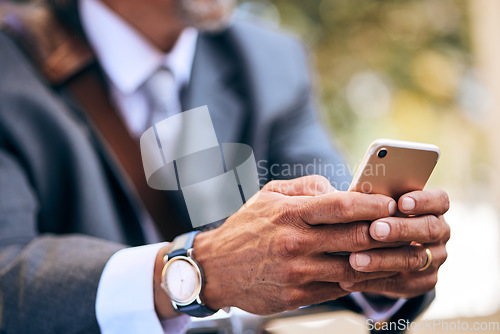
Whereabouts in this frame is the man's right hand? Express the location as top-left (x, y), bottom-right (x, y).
top-left (192, 175), bottom-right (401, 315)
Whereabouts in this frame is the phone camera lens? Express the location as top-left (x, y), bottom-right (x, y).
top-left (377, 149), bottom-right (388, 158)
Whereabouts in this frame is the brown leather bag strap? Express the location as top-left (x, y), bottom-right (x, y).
top-left (66, 66), bottom-right (187, 241)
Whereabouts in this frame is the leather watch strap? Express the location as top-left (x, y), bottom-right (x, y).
top-left (168, 231), bottom-right (200, 257)
top-left (167, 231), bottom-right (217, 317)
top-left (180, 303), bottom-right (217, 317)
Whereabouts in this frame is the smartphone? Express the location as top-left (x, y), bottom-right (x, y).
top-left (349, 139), bottom-right (440, 200)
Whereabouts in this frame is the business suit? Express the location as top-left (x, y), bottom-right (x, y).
top-left (0, 2), bottom-right (431, 333)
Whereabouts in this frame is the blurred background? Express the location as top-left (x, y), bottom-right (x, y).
top-left (234, 0), bottom-right (500, 333)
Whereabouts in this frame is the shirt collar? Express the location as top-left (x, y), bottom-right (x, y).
top-left (79, 0), bottom-right (197, 95)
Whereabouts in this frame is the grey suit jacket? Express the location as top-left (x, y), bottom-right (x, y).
top-left (0, 6), bottom-right (431, 333)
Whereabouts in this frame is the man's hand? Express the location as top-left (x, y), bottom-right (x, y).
top-left (192, 176), bottom-right (403, 315)
top-left (339, 189), bottom-right (451, 299)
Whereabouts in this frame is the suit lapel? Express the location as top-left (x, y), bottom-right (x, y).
top-left (182, 31), bottom-right (248, 145)
top-left (56, 78), bottom-right (148, 245)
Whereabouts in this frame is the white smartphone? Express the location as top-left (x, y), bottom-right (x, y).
top-left (349, 139), bottom-right (440, 199)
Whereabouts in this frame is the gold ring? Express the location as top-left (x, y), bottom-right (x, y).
top-left (419, 248), bottom-right (433, 271)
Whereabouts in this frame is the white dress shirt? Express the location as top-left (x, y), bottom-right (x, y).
top-left (79, 0), bottom-right (405, 332)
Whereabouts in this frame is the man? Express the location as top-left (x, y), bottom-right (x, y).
top-left (0, 0), bottom-right (450, 333)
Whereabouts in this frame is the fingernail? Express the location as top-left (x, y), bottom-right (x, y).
top-left (401, 197), bottom-right (416, 211)
top-left (388, 201), bottom-right (397, 215)
top-left (374, 221), bottom-right (390, 239)
top-left (354, 253), bottom-right (371, 268)
top-left (340, 282), bottom-right (354, 289)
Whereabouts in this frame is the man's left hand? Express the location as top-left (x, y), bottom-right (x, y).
top-left (339, 189), bottom-right (450, 299)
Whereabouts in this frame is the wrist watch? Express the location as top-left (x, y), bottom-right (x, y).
top-left (161, 231), bottom-right (217, 317)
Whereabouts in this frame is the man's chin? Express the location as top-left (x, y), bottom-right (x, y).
top-left (190, 15), bottom-right (233, 32)
top-left (178, 0), bottom-right (235, 32)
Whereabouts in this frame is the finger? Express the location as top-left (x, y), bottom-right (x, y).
top-left (369, 215), bottom-right (450, 243)
top-left (316, 222), bottom-right (408, 253)
top-left (263, 175), bottom-right (336, 196)
top-left (289, 254), bottom-right (398, 284)
top-left (399, 189), bottom-right (450, 216)
top-left (349, 244), bottom-right (448, 272)
top-left (297, 192), bottom-right (397, 225)
top-left (347, 243), bottom-right (448, 273)
top-left (339, 271), bottom-right (438, 299)
top-left (276, 222), bottom-right (408, 257)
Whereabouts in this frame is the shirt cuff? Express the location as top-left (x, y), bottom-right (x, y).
top-left (350, 292), bottom-right (407, 322)
top-left (96, 243), bottom-right (190, 334)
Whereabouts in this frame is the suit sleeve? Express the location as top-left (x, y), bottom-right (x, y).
top-left (0, 148), bottom-right (125, 333)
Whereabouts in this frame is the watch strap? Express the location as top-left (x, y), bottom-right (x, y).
top-left (169, 231), bottom-right (199, 255)
top-left (180, 302), bottom-right (217, 317)
top-left (168, 231), bottom-right (217, 317)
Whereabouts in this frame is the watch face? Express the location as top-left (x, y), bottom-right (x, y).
top-left (163, 257), bottom-right (201, 305)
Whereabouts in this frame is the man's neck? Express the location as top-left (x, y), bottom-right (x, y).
top-left (101, 0), bottom-right (184, 52)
